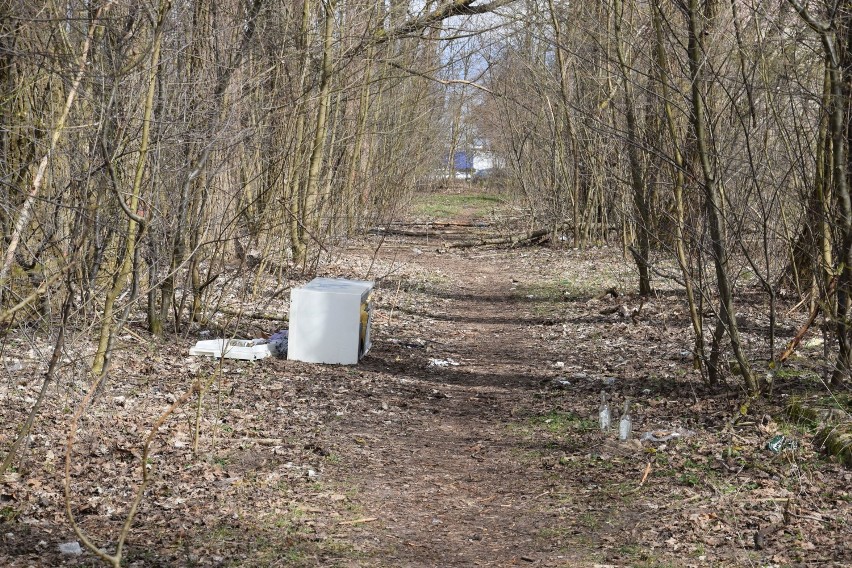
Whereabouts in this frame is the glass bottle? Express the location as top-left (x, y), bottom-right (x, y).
top-left (598, 390), bottom-right (611, 431)
top-left (619, 399), bottom-right (632, 441)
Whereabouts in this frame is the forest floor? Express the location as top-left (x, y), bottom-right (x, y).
top-left (1, 186), bottom-right (851, 567)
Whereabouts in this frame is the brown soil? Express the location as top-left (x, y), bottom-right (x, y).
top-left (1, 207), bottom-right (850, 567)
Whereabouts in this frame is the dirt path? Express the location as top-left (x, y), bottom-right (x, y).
top-left (321, 247), bottom-right (615, 567)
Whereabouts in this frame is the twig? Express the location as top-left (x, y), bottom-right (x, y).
top-left (446, 226), bottom-right (555, 249)
top-left (218, 307), bottom-right (288, 322)
top-left (386, 278), bottom-right (404, 329)
top-left (117, 379), bottom-right (200, 560)
top-left (0, 291), bottom-right (71, 475)
top-left (238, 437), bottom-right (286, 446)
top-left (638, 462), bottom-right (652, 487)
top-left (628, 245), bottom-right (686, 287)
top-left (777, 277), bottom-right (836, 363)
top-left (339, 517), bottom-right (378, 526)
top-left (120, 326), bottom-right (149, 344)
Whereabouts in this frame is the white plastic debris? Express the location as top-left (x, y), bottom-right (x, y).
top-left (640, 429), bottom-right (696, 443)
top-left (58, 541), bottom-right (82, 555)
top-left (189, 339), bottom-right (269, 360)
top-left (428, 358), bottom-right (460, 368)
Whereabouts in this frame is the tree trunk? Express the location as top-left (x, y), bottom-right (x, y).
top-left (93, 0), bottom-right (169, 376)
top-left (787, 0), bottom-right (852, 386)
top-left (686, 0), bottom-right (757, 394)
top-left (613, 0), bottom-right (651, 295)
top-left (299, 0), bottom-right (336, 259)
top-left (651, 2), bottom-right (705, 373)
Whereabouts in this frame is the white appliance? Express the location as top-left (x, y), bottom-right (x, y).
top-left (287, 278), bottom-right (374, 364)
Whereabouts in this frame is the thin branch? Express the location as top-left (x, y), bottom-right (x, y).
top-left (385, 60), bottom-right (494, 94)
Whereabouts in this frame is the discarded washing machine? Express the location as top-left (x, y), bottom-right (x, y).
top-left (287, 278), bottom-right (374, 365)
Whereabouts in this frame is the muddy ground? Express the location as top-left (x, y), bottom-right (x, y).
top-left (1, 193), bottom-right (850, 567)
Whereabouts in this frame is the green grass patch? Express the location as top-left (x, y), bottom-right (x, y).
top-left (517, 274), bottom-right (624, 303)
top-left (410, 192), bottom-right (503, 220)
top-left (0, 505), bottom-right (20, 522)
top-left (515, 280), bottom-right (571, 302)
top-left (772, 367), bottom-right (820, 381)
top-left (616, 545), bottom-right (684, 568)
top-left (192, 508), bottom-right (364, 568)
top-left (517, 410), bottom-right (596, 435)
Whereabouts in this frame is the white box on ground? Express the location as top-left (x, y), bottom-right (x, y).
top-left (189, 339), bottom-right (270, 360)
top-left (287, 277), bottom-right (374, 364)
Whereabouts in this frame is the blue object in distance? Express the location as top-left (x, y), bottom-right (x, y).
top-left (453, 151), bottom-right (473, 171)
